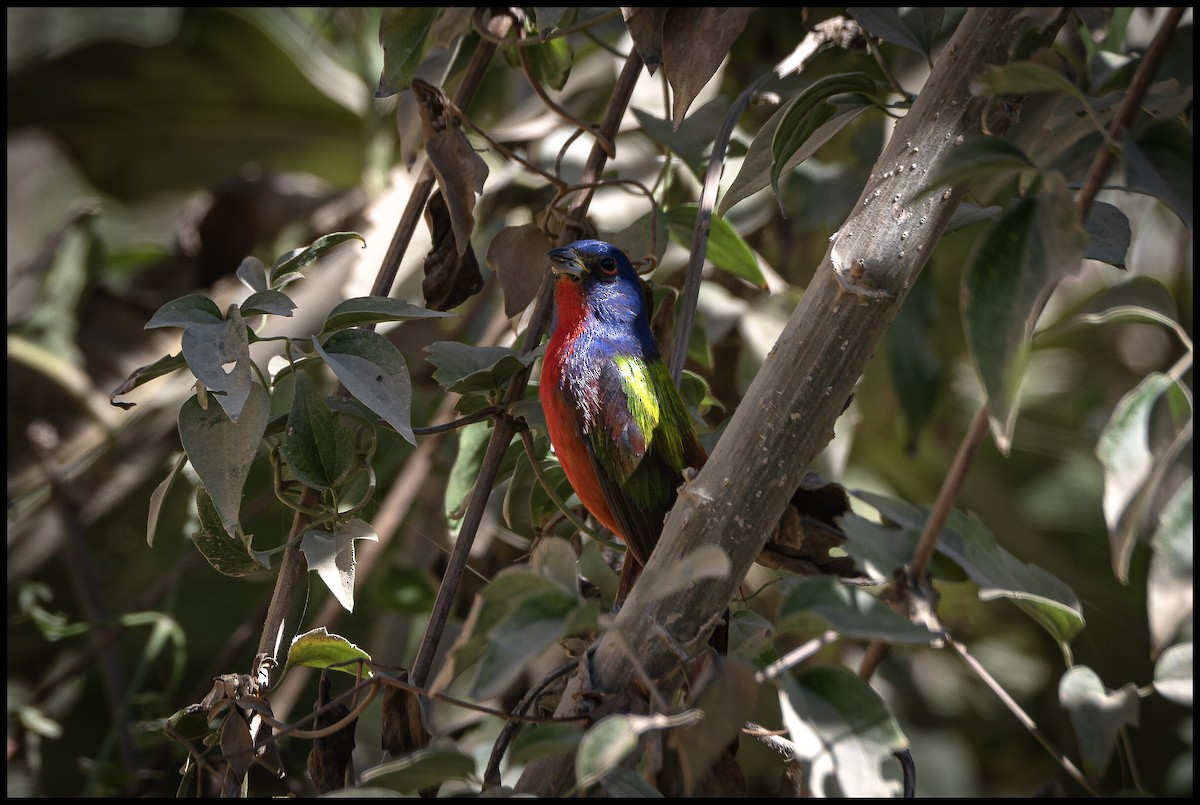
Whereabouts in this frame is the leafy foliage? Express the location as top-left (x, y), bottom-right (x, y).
top-left (6, 6), bottom-right (1192, 799)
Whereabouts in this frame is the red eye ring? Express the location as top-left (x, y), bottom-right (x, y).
top-left (599, 256), bottom-right (618, 275)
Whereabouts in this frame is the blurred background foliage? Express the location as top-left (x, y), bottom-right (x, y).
top-left (6, 6), bottom-right (1192, 798)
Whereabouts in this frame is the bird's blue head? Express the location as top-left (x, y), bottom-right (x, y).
top-left (547, 239), bottom-right (649, 327)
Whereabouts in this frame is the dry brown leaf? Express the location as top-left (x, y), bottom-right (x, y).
top-left (306, 672), bottom-right (357, 794)
top-left (413, 78), bottom-right (488, 255)
top-left (422, 190), bottom-right (484, 311)
top-left (662, 656), bottom-right (756, 796)
top-left (621, 7), bottom-right (669, 75)
top-left (662, 8), bottom-right (755, 128)
top-left (381, 673), bottom-right (431, 756)
top-left (485, 223), bottom-right (554, 318)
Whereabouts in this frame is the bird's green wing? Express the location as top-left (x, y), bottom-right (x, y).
top-left (586, 354), bottom-right (706, 564)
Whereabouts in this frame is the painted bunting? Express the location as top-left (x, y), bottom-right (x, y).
top-left (539, 239), bottom-right (708, 586)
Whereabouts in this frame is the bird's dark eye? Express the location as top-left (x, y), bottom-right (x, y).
top-left (599, 256), bottom-right (618, 275)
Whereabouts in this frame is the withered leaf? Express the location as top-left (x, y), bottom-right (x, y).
top-left (423, 190), bottom-right (484, 311)
top-left (414, 79), bottom-right (488, 256)
top-left (307, 672), bottom-right (357, 794)
top-left (485, 224), bottom-right (554, 318)
top-left (662, 8), bottom-right (755, 128)
top-left (219, 709), bottom-right (254, 797)
top-left (381, 673), bottom-right (431, 756)
top-left (622, 8), bottom-right (669, 75)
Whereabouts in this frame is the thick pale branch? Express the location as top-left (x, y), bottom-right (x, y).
top-left (516, 6), bottom-right (1031, 795)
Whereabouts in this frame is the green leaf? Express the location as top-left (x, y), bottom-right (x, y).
top-left (235, 256), bottom-right (268, 293)
top-left (962, 175), bottom-right (1087, 454)
top-left (320, 296), bottom-right (454, 333)
top-left (109, 351), bottom-right (190, 406)
top-left (146, 452), bottom-right (187, 547)
top-left (576, 711), bottom-right (702, 792)
top-left (1122, 119), bottom-right (1193, 230)
top-left (666, 204), bottom-right (764, 286)
top-left (180, 306), bottom-right (253, 422)
top-left (316, 328), bottom-right (415, 445)
top-left (980, 60), bottom-right (1091, 102)
top-left (777, 576), bottom-right (938, 643)
top-left (471, 578), bottom-right (578, 699)
top-left (777, 666), bottom-right (907, 797)
top-left (375, 8), bottom-right (439, 98)
top-left (178, 383), bottom-right (270, 536)
top-left (1147, 482), bottom-right (1193, 653)
top-left (300, 518), bottom-right (379, 613)
top-left (286, 626), bottom-right (372, 677)
top-left (1082, 201), bottom-right (1130, 269)
top-left (425, 341), bottom-right (538, 394)
top-left (851, 491), bottom-right (1086, 646)
top-left (359, 745), bottom-right (476, 794)
top-left (269, 231), bottom-right (366, 287)
top-left (721, 98), bottom-right (871, 216)
top-left (634, 98), bottom-right (727, 174)
top-left (926, 135), bottom-right (1036, 193)
top-left (770, 72), bottom-right (879, 197)
top-left (886, 272), bottom-right (944, 444)
top-left (1095, 372), bottom-right (1176, 582)
top-left (1153, 642), bottom-right (1193, 706)
top-left (445, 419), bottom-right (493, 523)
top-left (281, 371), bottom-right (357, 490)
top-left (509, 722), bottom-right (584, 766)
top-left (241, 289), bottom-right (296, 317)
top-left (1059, 665), bottom-right (1139, 778)
top-left (849, 7), bottom-right (944, 58)
top-left (145, 294), bottom-right (223, 329)
top-left (192, 486), bottom-right (270, 576)
top-left (514, 35), bottom-right (572, 92)
top-left (503, 445), bottom-right (571, 541)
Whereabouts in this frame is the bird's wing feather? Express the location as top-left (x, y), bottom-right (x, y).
top-left (585, 355), bottom-right (704, 565)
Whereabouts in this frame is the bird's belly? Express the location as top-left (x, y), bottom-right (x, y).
top-left (539, 384), bottom-right (621, 540)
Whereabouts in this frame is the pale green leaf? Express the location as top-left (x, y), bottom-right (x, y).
top-left (849, 492), bottom-right (1085, 645)
top-left (269, 231), bottom-right (366, 286)
top-left (1059, 665), bottom-right (1139, 778)
top-left (287, 626), bottom-right (372, 677)
top-left (300, 518), bottom-right (379, 613)
top-left (241, 289), bottom-right (296, 317)
top-left (180, 306), bottom-right (252, 422)
top-left (426, 341), bottom-right (538, 394)
top-left (146, 452), bottom-right (187, 547)
top-left (316, 328), bottom-right (415, 444)
top-left (320, 296), bottom-right (454, 333)
top-left (178, 383), bottom-right (269, 536)
top-left (1153, 642), bottom-right (1193, 706)
top-left (1148, 482), bottom-right (1193, 653)
top-left (849, 7), bottom-right (944, 58)
top-left (192, 486), bottom-right (270, 576)
top-left (1096, 372), bottom-right (1173, 581)
top-left (145, 294), bottom-right (222, 329)
top-left (777, 666), bottom-right (906, 797)
top-left (777, 576), bottom-right (938, 643)
top-left (359, 744), bottom-right (475, 793)
top-left (508, 722), bottom-right (584, 766)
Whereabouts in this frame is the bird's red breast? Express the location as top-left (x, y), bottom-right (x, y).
top-left (540, 277), bottom-right (623, 539)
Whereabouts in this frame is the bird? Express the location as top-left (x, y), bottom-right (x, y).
top-left (538, 239), bottom-right (708, 600)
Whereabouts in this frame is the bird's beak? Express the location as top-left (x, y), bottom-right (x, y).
top-left (547, 246), bottom-right (585, 278)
